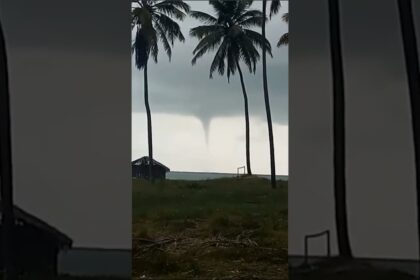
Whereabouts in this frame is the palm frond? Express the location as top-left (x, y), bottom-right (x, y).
top-left (243, 29), bottom-right (272, 57)
top-left (192, 31), bottom-right (225, 64)
top-left (153, 0), bottom-right (190, 13)
top-left (233, 0), bottom-right (253, 21)
top-left (282, 12), bottom-right (289, 23)
top-left (153, 13), bottom-right (185, 43)
top-left (209, 38), bottom-right (230, 78)
top-left (155, 22), bottom-right (172, 60)
top-left (209, 0), bottom-right (230, 20)
top-left (148, 26), bottom-right (159, 63)
top-left (238, 15), bottom-right (265, 28)
top-left (277, 32), bottom-right (288, 47)
top-left (270, 0), bottom-right (281, 18)
top-left (156, 5), bottom-right (186, 20)
top-left (277, 12), bottom-right (289, 47)
top-left (236, 9), bottom-right (263, 22)
top-left (226, 45), bottom-right (239, 82)
top-left (190, 25), bottom-right (224, 40)
top-left (189, 11), bottom-right (218, 24)
top-left (153, 0), bottom-right (189, 20)
top-left (239, 39), bottom-right (259, 73)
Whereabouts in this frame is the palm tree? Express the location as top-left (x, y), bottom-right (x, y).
top-left (132, 0), bottom-right (190, 182)
top-left (0, 18), bottom-right (17, 279)
top-left (261, 0), bottom-right (280, 188)
top-left (277, 12), bottom-right (288, 47)
top-left (328, 0), bottom-right (352, 258)
top-left (190, 0), bottom-right (272, 176)
top-left (397, 0), bottom-right (420, 265)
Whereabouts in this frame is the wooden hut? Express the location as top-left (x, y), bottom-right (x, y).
top-left (0, 203), bottom-right (72, 276)
top-left (132, 156), bottom-right (170, 180)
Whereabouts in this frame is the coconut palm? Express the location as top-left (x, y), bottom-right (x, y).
top-left (328, 0), bottom-right (352, 258)
top-left (0, 18), bottom-right (17, 279)
top-left (277, 12), bottom-right (288, 47)
top-left (397, 0), bottom-right (420, 264)
top-left (132, 0), bottom-right (190, 182)
top-left (261, 0), bottom-right (280, 188)
top-left (190, 0), bottom-right (272, 176)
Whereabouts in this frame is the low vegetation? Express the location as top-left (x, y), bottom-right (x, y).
top-left (133, 177), bottom-right (288, 279)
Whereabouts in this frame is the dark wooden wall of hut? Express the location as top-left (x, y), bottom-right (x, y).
top-left (0, 223), bottom-right (61, 276)
top-left (132, 165), bottom-right (167, 180)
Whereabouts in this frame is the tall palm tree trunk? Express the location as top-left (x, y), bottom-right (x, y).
top-left (236, 61), bottom-right (252, 175)
top-left (397, 0), bottom-right (420, 264)
top-left (328, 0), bottom-right (352, 258)
top-left (144, 62), bottom-right (154, 183)
top-left (262, 0), bottom-right (276, 189)
top-left (0, 20), bottom-right (17, 279)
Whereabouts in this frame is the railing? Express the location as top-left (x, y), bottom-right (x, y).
top-left (304, 230), bottom-right (331, 265)
top-left (237, 166), bottom-right (245, 178)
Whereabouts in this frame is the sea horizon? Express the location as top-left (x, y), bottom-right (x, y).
top-left (166, 170), bottom-right (288, 181)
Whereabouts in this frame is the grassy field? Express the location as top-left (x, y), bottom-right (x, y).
top-left (132, 177), bottom-right (288, 280)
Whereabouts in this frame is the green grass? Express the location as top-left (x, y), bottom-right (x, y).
top-left (133, 177), bottom-right (288, 279)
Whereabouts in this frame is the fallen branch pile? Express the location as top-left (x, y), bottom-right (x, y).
top-left (133, 232), bottom-right (286, 258)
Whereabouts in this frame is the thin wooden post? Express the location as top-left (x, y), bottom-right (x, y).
top-left (304, 230), bottom-right (331, 265)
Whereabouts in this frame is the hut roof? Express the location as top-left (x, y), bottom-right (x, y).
top-left (132, 156), bottom-right (170, 172)
top-left (0, 202), bottom-right (72, 248)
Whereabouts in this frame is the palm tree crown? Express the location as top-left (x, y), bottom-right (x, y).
top-left (132, 0), bottom-right (190, 70)
top-left (190, 0), bottom-right (272, 81)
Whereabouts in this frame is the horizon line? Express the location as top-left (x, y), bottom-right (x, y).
top-left (168, 170), bottom-right (289, 177)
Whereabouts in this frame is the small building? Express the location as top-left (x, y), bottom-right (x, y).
top-left (0, 203), bottom-right (72, 276)
top-left (132, 156), bottom-right (170, 180)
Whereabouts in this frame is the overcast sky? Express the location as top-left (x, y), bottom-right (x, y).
top-left (290, 0), bottom-right (420, 260)
top-left (132, 1), bottom-right (289, 175)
